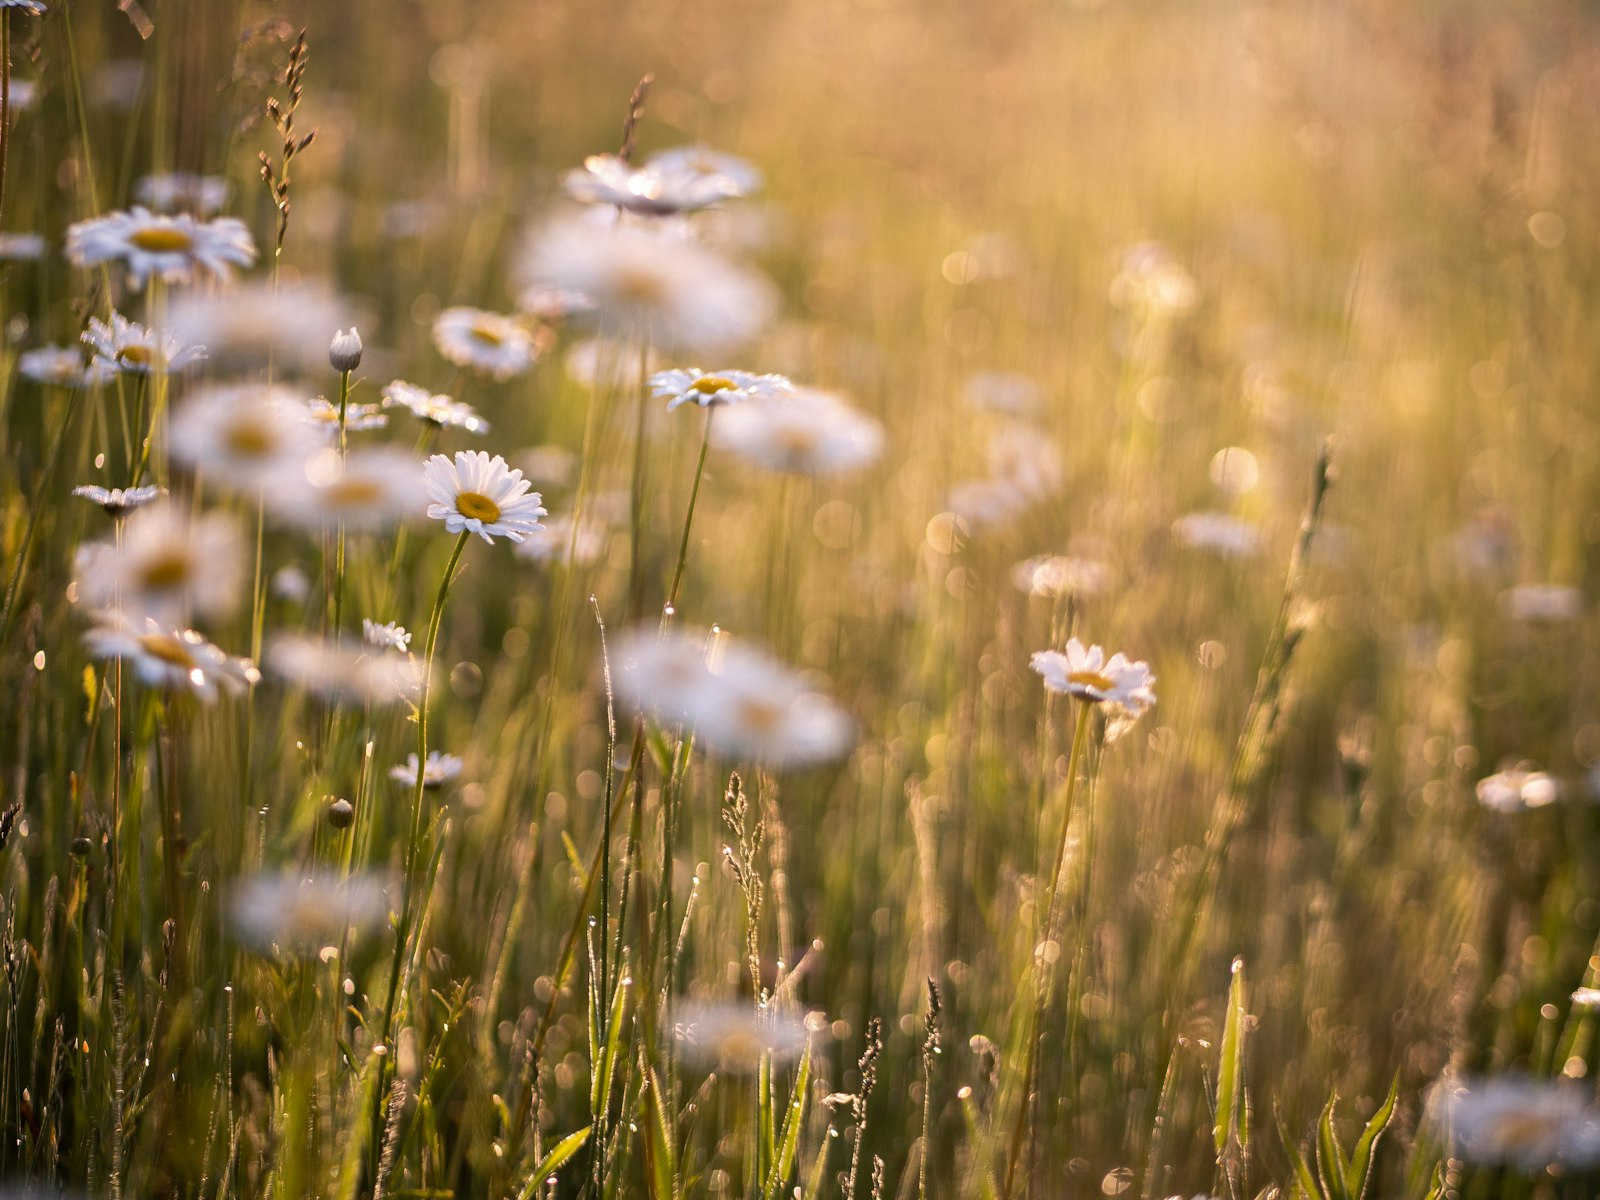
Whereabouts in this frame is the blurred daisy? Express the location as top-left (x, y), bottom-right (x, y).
top-left (166, 279), bottom-right (353, 374)
top-left (72, 483), bottom-right (166, 518)
top-left (946, 479), bottom-right (1031, 528)
top-left (0, 232), bottom-right (46, 261)
top-left (647, 145), bottom-right (763, 199)
top-left (74, 502), bottom-right (244, 621)
top-left (304, 397), bottom-right (388, 434)
top-left (18, 346), bottom-right (112, 388)
top-left (1427, 1076), bottom-right (1600, 1169)
top-left (422, 451), bottom-right (546, 544)
top-left (513, 513), bottom-right (609, 567)
top-left (388, 751), bottom-right (464, 789)
top-left (133, 171), bottom-right (229, 216)
top-left (1031, 639), bottom-right (1156, 719)
top-left (1173, 511), bottom-right (1262, 559)
top-left (362, 619), bottom-right (412, 652)
top-left (712, 389), bottom-right (884, 476)
top-left (1109, 241), bottom-right (1198, 317)
top-left (517, 213), bottom-right (776, 355)
top-left (673, 1000), bottom-right (809, 1073)
top-left (264, 447), bottom-right (421, 532)
top-left (432, 307), bottom-right (545, 381)
top-left (613, 628), bottom-right (718, 725)
top-left (65, 206), bottom-right (256, 288)
top-left (987, 423), bottom-right (1064, 500)
top-left (1010, 555), bottom-right (1113, 599)
top-left (1501, 584), bottom-right (1582, 624)
top-left (0, 2), bottom-right (47, 16)
top-left (1476, 765), bottom-right (1561, 813)
top-left (964, 370), bottom-right (1043, 416)
top-left (169, 383), bottom-right (320, 488)
top-left (649, 366), bottom-right (792, 411)
top-left (266, 633), bottom-right (426, 706)
top-left (1572, 987), bottom-right (1600, 1011)
top-left (564, 152), bottom-right (750, 217)
top-left (382, 380), bottom-right (488, 434)
top-left (82, 313), bottom-right (205, 376)
top-left (518, 285), bottom-right (595, 322)
top-left (564, 337), bottom-right (660, 390)
top-left (228, 872), bottom-right (391, 956)
top-left (83, 614), bottom-right (258, 702)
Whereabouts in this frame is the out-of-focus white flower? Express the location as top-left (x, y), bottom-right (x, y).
top-left (1031, 638), bottom-right (1156, 720)
top-left (264, 446), bottom-right (422, 532)
top-left (72, 484), bottom-right (166, 518)
top-left (73, 501), bottom-right (244, 622)
top-left (1109, 241), bottom-right (1198, 317)
top-left (1454, 506), bottom-right (1517, 578)
top-left (228, 872), bottom-right (392, 956)
top-left (518, 445), bottom-right (577, 488)
top-left (388, 751), bottom-right (463, 789)
top-left (964, 370), bottom-right (1042, 416)
top-left (65, 206), bottom-right (256, 288)
top-left (382, 380), bottom-right (488, 434)
top-left (1011, 555), bottom-right (1112, 599)
top-left (1501, 584), bottom-right (1582, 624)
top-left (513, 513), bottom-right (609, 567)
top-left (169, 383), bottom-right (320, 488)
top-left (82, 313), bottom-right (205, 376)
top-left (431, 307), bottom-right (545, 380)
top-left (133, 172), bottom-right (229, 216)
top-left (518, 285), bottom-right (596, 322)
top-left (563, 337), bottom-right (660, 390)
top-left (266, 633), bottom-right (426, 706)
top-left (0, 3), bottom-right (49, 18)
top-left (0, 232), bottom-right (46, 261)
top-left (422, 451), bottom-right (545, 544)
top-left (1173, 511), bottom-right (1262, 559)
top-left (673, 1000), bottom-right (809, 1072)
top-left (271, 565), bottom-right (312, 604)
top-left (362, 619), bottom-right (412, 652)
top-left (517, 213), bottom-right (776, 356)
top-left (647, 146), bottom-right (763, 200)
top-left (1476, 765), bottom-right (1561, 813)
top-left (650, 366), bottom-right (792, 411)
top-left (986, 424), bottom-right (1064, 500)
top-left (712, 388), bottom-right (884, 476)
top-left (1427, 1076), bottom-right (1600, 1169)
top-left (564, 151), bottom-right (755, 216)
top-left (83, 614), bottom-right (258, 701)
top-left (946, 479), bottom-right (1032, 528)
top-left (166, 279), bottom-right (354, 374)
top-left (1571, 987), bottom-right (1600, 1011)
top-left (18, 346), bottom-right (113, 388)
top-left (304, 397), bottom-right (387, 434)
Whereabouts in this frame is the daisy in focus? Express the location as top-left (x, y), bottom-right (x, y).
top-left (711, 388), bottom-right (885, 476)
top-left (649, 366), bottom-right (792, 411)
top-left (73, 501), bottom-right (244, 622)
top-left (389, 751), bottom-right (464, 789)
top-left (83, 614), bottom-right (259, 702)
top-left (382, 380), bottom-right (488, 434)
top-left (82, 313), bottom-right (205, 376)
top-left (65, 206), bottom-right (256, 288)
top-left (423, 451), bottom-right (546, 544)
top-left (432, 307), bottom-right (546, 380)
top-left (1031, 638), bottom-right (1156, 720)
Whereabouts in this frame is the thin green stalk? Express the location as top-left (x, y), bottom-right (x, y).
top-left (331, 366), bottom-right (352, 640)
top-left (664, 407), bottom-right (714, 620)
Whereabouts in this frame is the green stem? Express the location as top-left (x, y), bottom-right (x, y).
top-left (664, 407), bottom-right (713, 621)
top-left (331, 368), bottom-right (352, 640)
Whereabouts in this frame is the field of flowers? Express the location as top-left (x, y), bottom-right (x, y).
top-left (3, 1), bottom-right (1600, 1197)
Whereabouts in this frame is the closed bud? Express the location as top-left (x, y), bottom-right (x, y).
top-left (329, 327), bottom-right (363, 372)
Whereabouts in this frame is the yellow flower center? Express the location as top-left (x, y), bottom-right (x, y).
top-left (129, 226), bottom-right (194, 253)
top-left (117, 345), bottom-right (155, 367)
top-left (1484, 1111), bottom-right (1559, 1153)
top-left (137, 633), bottom-right (196, 669)
top-left (140, 550), bottom-right (193, 590)
top-left (613, 264), bottom-right (670, 307)
top-left (470, 320), bottom-right (505, 346)
top-left (327, 478), bottom-right (385, 507)
top-left (455, 491), bottom-right (502, 523)
top-left (226, 420), bottom-right (276, 458)
top-left (735, 696), bottom-right (786, 734)
top-left (776, 426), bottom-right (820, 456)
top-left (690, 376), bottom-right (736, 395)
top-left (1068, 670), bottom-right (1114, 694)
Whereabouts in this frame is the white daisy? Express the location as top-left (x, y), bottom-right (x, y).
top-left (165, 279), bottom-right (354, 374)
top-left (64, 206), bottom-right (257, 288)
top-left (1109, 241), bottom-right (1198, 317)
top-left (0, 232), bottom-right (46, 261)
top-left (563, 337), bottom-right (661, 391)
top-left (946, 478), bottom-right (1032, 528)
top-left (1476, 765), bottom-right (1561, 813)
top-left (964, 370), bottom-right (1043, 416)
top-left (1428, 1076), bottom-right (1600, 1169)
top-left (431, 307), bottom-right (545, 381)
top-left (986, 423), bottom-right (1064, 500)
top-left (83, 614), bottom-right (258, 702)
top-left (512, 513), bottom-right (609, 567)
top-left (388, 751), bottom-right (464, 789)
top-left (1010, 555), bottom-right (1113, 599)
top-left (517, 285), bottom-right (596, 322)
top-left (265, 633), bottom-right (426, 706)
top-left (133, 171), bottom-right (230, 216)
top-left (516, 213), bottom-right (777, 355)
top-left (711, 388), bottom-right (885, 476)
top-left (422, 451), bottom-right (546, 544)
top-left (72, 483), bottom-right (166, 518)
top-left (18, 346), bottom-right (114, 388)
top-left (1030, 639), bottom-right (1156, 719)
top-left (381, 379), bottom-right (488, 434)
top-left (646, 146), bottom-right (763, 200)
top-left (362, 619), bottom-right (412, 652)
top-left (673, 1000), bottom-right (810, 1073)
top-left (1172, 511), bottom-right (1263, 559)
top-left (0, 2), bottom-right (47, 16)
top-left (73, 501), bottom-right (244, 622)
top-left (169, 383), bottom-right (320, 489)
top-left (82, 313), bottom-right (205, 376)
top-left (228, 872), bottom-right (391, 956)
top-left (1501, 584), bottom-right (1582, 623)
top-left (649, 366), bottom-right (793, 411)
top-left (263, 447), bottom-right (422, 532)
top-left (303, 397), bottom-right (388, 434)
top-left (563, 152), bottom-right (749, 217)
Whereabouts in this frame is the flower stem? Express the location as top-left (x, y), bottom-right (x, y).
top-left (664, 407), bottom-right (714, 621)
top-left (331, 367), bottom-right (352, 641)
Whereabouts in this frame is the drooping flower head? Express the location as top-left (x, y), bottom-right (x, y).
top-left (564, 149), bottom-right (758, 217)
top-left (422, 451), bottom-right (546, 544)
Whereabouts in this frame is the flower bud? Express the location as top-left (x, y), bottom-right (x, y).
top-left (329, 327), bottom-right (363, 373)
top-left (328, 798), bottom-right (355, 829)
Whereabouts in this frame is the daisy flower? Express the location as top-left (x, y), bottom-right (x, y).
top-left (564, 337), bottom-right (660, 390)
top-left (64, 206), bottom-right (257, 288)
top-left (133, 171), bottom-right (230, 216)
top-left (166, 279), bottom-right (353, 374)
top-left (711, 388), bottom-right (885, 476)
top-left (646, 145), bottom-right (763, 199)
top-left (73, 501), bottom-right (244, 621)
top-left (1501, 583), bottom-right (1582, 623)
top-left (513, 513), bottom-right (609, 567)
top-left (1109, 241), bottom-right (1199, 317)
top-left (263, 447), bottom-right (422, 532)
top-left (0, 2), bottom-right (47, 16)
top-left (228, 872), bottom-right (391, 956)
top-left (169, 384), bottom-right (320, 488)
top-left (1476, 765), bottom-right (1561, 813)
top-left (266, 633), bottom-right (426, 706)
top-left (388, 751), bottom-right (464, 789)
top-left (72, 483), bottom-right (166, 518)
top-left (946, 478), bottom-right (1031, 529)
top-left (1030, 638), bottom-right (1156, 719)
top-left (422, 451), bottom-right (546, 544)
top-left (83, 614), bottom-right (258, 702)
top-left (672, 1000), bottom-right (810, 1073)
top-left (304, 397), bottom-right (388, 434)
top-left (18, 346), bottom-right (113, 389)
top-left (518, 285), bottom-right (596, 322)
top-left (1172, 511), bottom-right (1263, 559)
top-left (1427, 1076), bottom-right (1600, 1169)
top-left (649, 366), bottom-right (793, 411)
top-left (0, 232), bottom-right (46, 261)
top-left (1010, 555), bottom-right (1113, 599)
top-left (362, 619), bottom-right (412, 652)
top-left (431, 307), bottom-right (545, 380)
top-left (563, 152), bottom-right (748, 217)
top-left (987, 423), bottom-right (1064, 500)
top-left (516, 213), bottom-right (777, 355)
top-left (381, 379), bottom-right (488, 433)
top-left (82, 312), bottom-right (205, 376)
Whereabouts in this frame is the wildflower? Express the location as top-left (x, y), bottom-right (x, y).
top-left (1427, 1076), bottom-right (1600, 1169)
top-left (0, 2), bottom-right (47, 16)
top-left (1172, 511), bottom-right (1262, 558)
top-left (328, 327), bottom-right (363, 372)
top-left (271, 565), bottom-right (312, 604)
top-left (1031, 638), bottom-right (1156, 719)
top-left (712, 389), bottom-right (885, 476)
top-left (946, 479), bottom-right (1031, 528)
top-left (1109, 241), bottom-right (1198, 316)
top-left (564, 152), bottom-right (750, 216)
top-left (986, 423), bottom-right (1063, 500)
top-left (362, 619), bottom-right (412, 652)
top-left (564, 337), bottom-right (660, 390)
top-left (388, 751), bottom-right (464, 789)
top-left (83, 614), bottom-right (258, 702)
top-left (64, 206), bottom-right (256, 288)
top-left (381, 379), bottom-right (488, 434)
top-left (264, 447), bottom-right (421, 532)
top-left (1572, 987), bottom-right (1600, 1010)
top-left (132, 171), bottom-right (229, 215)
top-left (166, 279), bottom-right (353, 374)
top-left (673, 1000), bottom-right (809, 1073)
top-left (18, 346), bottom-right (113, 388)
top-left (517, 213), bottom-right (777, 355)
top-left (304, 397), bottom-right (387, 433)
top-left (73, 502), bottom-right (244, 622)
top-left (422, 451), bottom-right (546, 544)
top-left (1476, 765), bottom-right (1561, 813)
top-left (649, 366), bottom-right (792, 411)
top-left (646, 145), bottom-right (763, 199)
top-left (964, 370), bottom-right (1043, 416)
top-left (513, 513), bottom-right (609, 567)
top-left (518, 285), bottom-right (596, 322)
top-left (265, 633), bottom-right (426, 706)
top-left (0, 232), bottom-right (46, 261)
top-left (169, 383), bottom-right (320, 488)
top-left (72, 484), bottom-right (166, 518)
top-left (1501, 584), bottom-right (1582, 623)
top-left (1010, 555), bottom-right (1113, 599)
top-left (228, 872), bottom-right (391, 956)
top-left (432, 307), bottom-right (544, 380)
top-left (82, 313), bottom-right (205, 376)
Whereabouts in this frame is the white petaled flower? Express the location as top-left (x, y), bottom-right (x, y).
top-left (18, 346), bottom-right (114, 388)
top-left (649, 367), bottom-right (793, 412)
top-left (0, 232), bottom-right (46, 261)
top-left (264, 447), bottom-right (422, 532)
top-left (133, 171), bottom-right (230, 215)
top-left (304, 397), bottom-right (388, 434)
top-left (563, 152), bottom-right (749, 217)
top-left (1476, 765), bottom-right (1561, 813)
top-left (1010, 555), bottom-right (1113, 599)
top-left (1501, 584), bottom-right (1583, 624)
top-left (987, 424), bottom-right (1064, 500)
top-left (712, 389), bottom-right (885, 476)
top-left (1031, 639), bottom-right (1157, 719)
top-left (1109, 241), bottom-right (1198, 317)
top-left (964, 370), bottom-right (1043, 416)
top-left (83, 614), bottom-right (258, 702)
top-left (169, 383), bottom-right (320, 489)
top-left (516, 213), bottom-right (777, 356)
top-left (74, 501), bottom-right (244, 622)
top-left (946, 479), bottom-right (1032, 529)
top-left (423, 451), bottom-right (546, 544)
top-left (518, 285), bottom-right (596, 322)
top-left (388, 751), bottom-right (464, 789)
top-left (381, 379), bottom-right (488, 434)
top-left (72, 483), bottom-right (166, 518)
top-left (513, 514), bottom-right (609, 567)
top-left (1427, 1076), bottom-right (1600, 1169)
top-left (432, 307), bottom-right (545, 381)
top-left (166, 279), bottom-right (354, 374)
top-left (362, 619), bottom-right (412, 652)
top-left (64, 206), bottom-right (256, 288)
top-left (1173, 511), bottom-right (1262, 559)
top-left (0, 2), bottom-right (47, 16)
top-left (646, 146), bottom-right (763, 200)
top-left (82, 313), bottom-right (205, 376)
top-left (613, 628), bottom-right (719, 725)
top-left (266, 633), bottom-right (426, 706)
top-left (672, 1000), bottom-right (810, 1073)
top-left (228, 872), bottom-right (391, 956)
top-left (1571, 987), bottom-right (1600, 1011)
